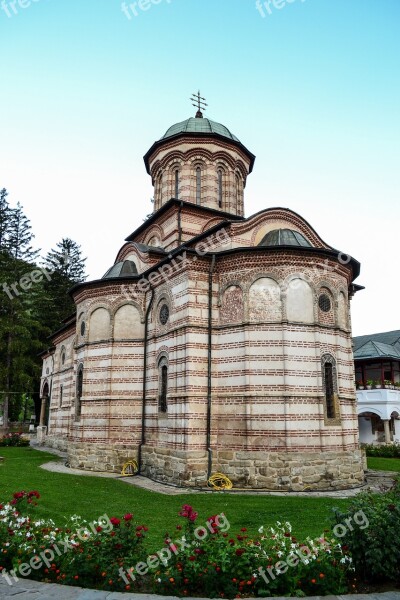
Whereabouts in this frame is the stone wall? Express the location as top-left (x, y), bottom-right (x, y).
top-left (42, 436), bottom-right (365, 490)
top-left (141, 445), bottom-right (208, 486)
top-left (43, 434), bottom-right (68, 452)
top-left (67, 441), bottom-right (137, 472)
top-left (213, 448), bottom-right (365, 491)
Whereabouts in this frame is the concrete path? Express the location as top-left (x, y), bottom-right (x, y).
top-left (0, 577), bottom-right (399, 600)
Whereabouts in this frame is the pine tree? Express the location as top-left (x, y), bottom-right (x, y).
top-left (0, 188), bottom-right (12, 251)
top-left (0, 195), bottom-right (41, 429)
top-left (43, 238), bottom-right (87, 282)
top-left (38, 238), bottom-right (87, 334)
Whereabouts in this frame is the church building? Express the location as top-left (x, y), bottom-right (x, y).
top-left (39, 98), bottom-right (365, 491)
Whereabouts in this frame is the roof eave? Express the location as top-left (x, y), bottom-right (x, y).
top-left (143, 132), bottom-right (256, 174)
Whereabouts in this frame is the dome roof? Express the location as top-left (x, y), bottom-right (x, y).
top-left (161, 117), bottom-right (240, 143)
top-left (102, 260), bottom-right (138, 279)
top-left (259, 229), bottom-right (311, 247)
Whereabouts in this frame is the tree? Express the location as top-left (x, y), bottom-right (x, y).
top-left (0, 188), bottom-right (12, 250)
top-left (43, 238), bottom-right (87, 283)
top-left (38, 238), bottom-right (87, 334)
top-left (0, 193), bottom-right (41, 429)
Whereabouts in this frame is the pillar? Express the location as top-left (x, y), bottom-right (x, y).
top-left (383, 419), bottom-right (391, 444)
top-left (39, 396), bottom-right (47, 426)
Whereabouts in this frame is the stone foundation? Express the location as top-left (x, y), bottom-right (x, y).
top-left (141, 445), bottom-right (209, 486)
top-left (42, 437), bottom-right (365, 490)
top-left (67, 441), bottom-right (138, 472)
top-left (142, 446), bottom-right (365, 491)
top-left (44, 434), bottom-right (69, 452)
top-left (213, 448), bottom-right (366, 490)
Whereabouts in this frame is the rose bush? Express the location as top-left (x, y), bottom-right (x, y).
top-left (0, 493), bottom-right (364, 597)
top-left (0, 432), bottom-right (30, 447)
top-left (152, 508), bottom-right (353, 597)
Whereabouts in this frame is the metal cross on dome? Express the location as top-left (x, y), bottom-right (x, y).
top-left (191, 90), bottom-right (208, 118)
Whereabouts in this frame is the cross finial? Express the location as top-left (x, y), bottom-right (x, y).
top-left (191, 90), bottom-right (208, 118)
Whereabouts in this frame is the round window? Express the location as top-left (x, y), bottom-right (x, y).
top-left (319, 294), bottom-right (331, 312)
top-left (80, 321), bottom-right (86, 336)
top-left (159, 304), bottom-right (170, 325)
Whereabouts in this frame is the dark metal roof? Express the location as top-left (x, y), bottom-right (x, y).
top-left (135, 243), bottom-right (166, 255)
top-left (162, 117), bottom-right (241, 142)
top-left (353, 330), bottom-right (400, 361)
top-left (259, 228), bottom-right (312, 247)
top-left (102, 260), bottom-right (138, 279)
top-left (143, 118), bottom-right (256, 174)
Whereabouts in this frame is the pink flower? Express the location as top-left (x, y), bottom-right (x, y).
top-left (178, 504), bottom-right (198, 522)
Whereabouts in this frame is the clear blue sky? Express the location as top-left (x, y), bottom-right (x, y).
top-left (1, 0), bottom-right (399, 335)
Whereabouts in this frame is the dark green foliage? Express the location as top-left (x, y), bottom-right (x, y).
top-left (0, 189), bottom-right (87, 426)
top-left (364, 443), bottom-right (400, 458)
top-left (38, 238), bottom-right (87, 334)
top-left (0, 432), bottom-right (30, 446)
top-left (332, 479), bottom-right (400, 583)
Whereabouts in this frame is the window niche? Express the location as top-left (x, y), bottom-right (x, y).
top-left (196, 166), bottom-right (202, 205)
top-left (321, 354), bottom-right (340, 423)
top-left (75, 364), bottom-right (84, 420)
top-left (217, 168), bottom-right (224, 209)
top-left (158, 356), bottom-right (168, 413)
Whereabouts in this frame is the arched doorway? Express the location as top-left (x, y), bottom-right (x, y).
top-left (40, 381), bottom-right (51, 429)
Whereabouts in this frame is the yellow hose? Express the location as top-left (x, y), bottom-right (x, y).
top-left (121, 460), bottom-right (138, 476)
top-left (208, 472), bottom-right (233, 490)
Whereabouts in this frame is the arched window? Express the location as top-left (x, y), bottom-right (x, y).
top-left (174, 169), bottom-right (179, 199)
top-left (157, 173), bottom-right (163, 205)
top-left (196, 167), bottom-right (201, 205)
top-left (235, 173), bottom-right (241, 204)
top-left (76, 364), bottom-right (83, 419)
top-left (158, 357), bottom-right (168, 413)
top-left (321, 354), bottom-right (338, 420)
top-left (218, 169), bottom-right (223, 208)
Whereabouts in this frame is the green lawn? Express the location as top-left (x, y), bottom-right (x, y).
top-left (0, 447), bottom-right (350, 548)
top-left (367, 456), bottom-right (400, 472)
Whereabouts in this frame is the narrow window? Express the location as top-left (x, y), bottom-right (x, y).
top-left (218, 169), bottom-right (223, 208)
top-left (159, 364), bottom-right (168, 412)
top-left (76, 365), bottom-right (83, 419)
top-left (175, 169), bottom-right (179, 199)
top-left (157, 173), bottom-right (163, 205)
top-left (324, 363), bottom-right (335, 418)
top-left (196, 167), bottom-right (201, 205)
top-left (235, 173), bottom-right (241, 204)
top-left (59, 385), bottom-right (63, 408)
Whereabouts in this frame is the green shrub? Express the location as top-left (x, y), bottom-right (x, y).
top-left (364, 443), bottom-right (400, 458)
top-left (332, 479), bottom-right (400, 583)
top-left (0, 432), bottom-right (30, 447)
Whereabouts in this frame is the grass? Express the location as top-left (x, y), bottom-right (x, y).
top-left (0, 447), bottom-right (350, 549)
top-left (367, 456), bottom-right (400, 472)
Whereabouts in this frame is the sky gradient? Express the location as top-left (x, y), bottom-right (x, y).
top-left (1, 0), bottom-right (399, 336)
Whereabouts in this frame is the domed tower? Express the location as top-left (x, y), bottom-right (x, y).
top-left (143, 95), bottom-right (255, 217)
